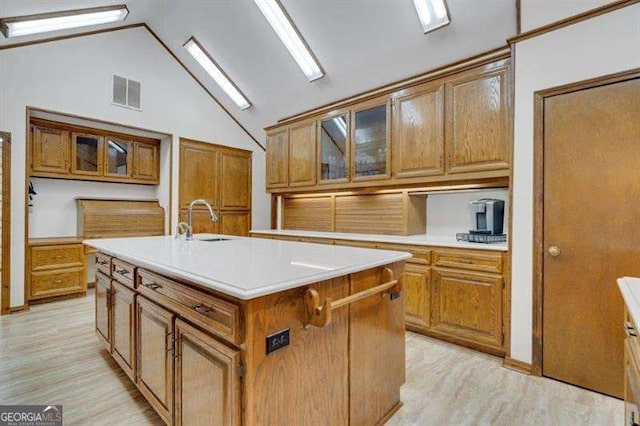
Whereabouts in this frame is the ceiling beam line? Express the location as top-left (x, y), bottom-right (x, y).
top-left (0, 22), bottom-right (265, 151)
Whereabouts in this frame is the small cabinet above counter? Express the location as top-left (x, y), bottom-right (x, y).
top-left (265, 51), bottom-right (512, 193)
top-left (30, 118), bottom-right (160, 185)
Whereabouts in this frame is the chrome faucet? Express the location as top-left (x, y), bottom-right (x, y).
top-left (186, 199), bottom-right (218, 241)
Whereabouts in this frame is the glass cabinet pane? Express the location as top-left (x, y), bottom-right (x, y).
top-left (319, 115), bottom-right (348, 181)
top-left (106, 138), bottom-right (131, 177)
top-left (72, 133), bottom-right (101, 175)
top-left (353, 104), bottom-right (388, 178)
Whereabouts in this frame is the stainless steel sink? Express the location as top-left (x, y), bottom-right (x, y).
top-left (198, 237), bottom-right (231, 242)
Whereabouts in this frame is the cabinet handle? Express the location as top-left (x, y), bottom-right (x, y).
top-left (192, 304), bottom-right (212, 314)
top-left (54, 279), bottom-right (63, 284)
top-left (115, 268), bottom-right (128, 276)
top-left (143, 283), bottom-right (160, 291)
top-left (53, 255), bottom-right (64, 259)
top-left (97, 260), bottom-right (108, 266)
top-left (625, 322), bottom-right (637, 337)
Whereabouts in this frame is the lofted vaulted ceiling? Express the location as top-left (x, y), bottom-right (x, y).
top-left (0, 0), bottom-right (517, 146)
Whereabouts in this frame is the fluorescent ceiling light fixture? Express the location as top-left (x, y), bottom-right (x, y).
top-left (412, 0), bottom-right (450, 34)
top-left (184, 37), bottom-right (252, 110)
top-left (333, 117), bottom-right (347, 137)
top-left (253, 0), bottom-right (325, 82)
top-left (0, 5), bottom-right (128, 38)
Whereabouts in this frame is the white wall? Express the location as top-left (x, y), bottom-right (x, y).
top-left (0, 27), bottom-right (270, 308)
top-left (520, 0), bottom-right (617, 32)
top-left (510, 4), bottom-right (640, 363)
top-left (426, 189), bottom-right (509, 237)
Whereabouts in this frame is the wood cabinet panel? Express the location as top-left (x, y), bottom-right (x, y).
top-left (351, 98), bottom-right (391, 182)
top-left (112, 258), bottom-right (136, 289)
top-left (289, 121), bottom-right (317, 187)
top-left (32, 125), bottom-right (69, 174)
top-left (403, 263), bottom-right (431, 329)
top-left (174, 319), bottom-right (241, 426)
top-left (283, 196), bottom-right (333, 232)
top-left (392, 83), bottom-right (445, 178)
top-left (133, 141), bottom-right (159, 182)
top-left (445, 62), bottom-right (511, 174)
top-left (104, 138), bottom-right (133, 179)
top-left (350, 264), bottom-right (405, 425)
top-left (180, 142), bottom-right (218, 209)
top-left (266, 127), bottom-right (289, 189)
top-left (30, 268), bottom-right (84, 299)
top-left (335, 193), bottom-right (404, 235)
top-left (71, 132), bottom-right (103, 177)
top-left (111, 281), bottom-right (136, 380)
top-left (220, 150), bottom-right (251, 210)
top-left (432, 249), bottom-right (503, 274)
top-left (220, 211), bottom-right (251, 237)
top-left (136, 296), bottom-right (174, 424)
top-left (31, 244), bottom-right (83, 271)
top-left (431, 268), bottom-right (503, 349)
top-left (95, 271), bottom-right (111, 350)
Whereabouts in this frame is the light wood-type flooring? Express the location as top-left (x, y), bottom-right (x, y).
top-left (0, 291), bottom-right (622, 425)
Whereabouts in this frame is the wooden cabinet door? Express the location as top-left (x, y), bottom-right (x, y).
top-left (180, 141), bottom-right (218, 209)
top-left (403, 263), bottom-right (430, 329)
top-left (95, 272), bottom-right (111, 350)
top-left (445, 61), bottom-right (511, 174)
top-left (179, 209), bottom-right (220, 234)
top-left (174, 319), bottom-right (241, 426)
top-left (137, 296), bottom-right (174, 424)
top-left (104, 137), bottom-right (133, 179)
top-left (133, 141), bottom-right (159, 182)
top-left (219, 211), bottom-right (250, 236)
top-left (71, 132), bottom-right (103, 177)
top-left (289, 121), bottom-right (316, 187)
top-left (266, 127), bottom-right (289, 189)
top-left (32, 125), bottom-right (69, 174)
top-left (112, 281), bottom-right (136, 380)
top-left (219, 150), bottom-right (251, 210)
top-left (392, 83), bottom-right (445, 178)
top-left (431, 268), bottom-right (503, 349)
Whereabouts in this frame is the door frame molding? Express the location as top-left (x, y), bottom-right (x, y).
top-left (1, 132), bottom-right (11, 315)
top-left (531, 68), bottom-right (640, 376)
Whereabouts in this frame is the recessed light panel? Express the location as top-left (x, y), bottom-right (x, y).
top-left (412, 0), bottom-right (450, 34)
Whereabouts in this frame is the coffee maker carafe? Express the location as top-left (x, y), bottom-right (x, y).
top-left (469, 199), bottom-right (505, 235)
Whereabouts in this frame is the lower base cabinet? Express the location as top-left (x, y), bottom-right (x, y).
top-left (112, 282), bottom-right (136, 380)
top-left (137, 296), bottom-right (174, 425)
top-left (430, 268), bottom-right (503, 349)
top-left (95, 272), bottom-right (111, 349)
top-left (403, 263), bottom-right (431, 330)
top-left (174, 319), bottom-right (241, 426)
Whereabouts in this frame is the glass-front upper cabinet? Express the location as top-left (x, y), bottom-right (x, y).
top-left (352, 101), bottom-right (390, 180)
top-left (71, 132), bottom-right (103, 176)
top-left (319, 113), bottom-right (349, 183)
top-left (105, 137), bottom-right (132, 178)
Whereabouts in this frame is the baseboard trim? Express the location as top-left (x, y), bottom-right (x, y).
top-left (9, 304), bottom-right (29, 314)
top-left (502, 357), bottom-right (533, 375)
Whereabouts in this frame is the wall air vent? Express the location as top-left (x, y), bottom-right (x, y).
top-left (112, 75), bottom-right (141, 110)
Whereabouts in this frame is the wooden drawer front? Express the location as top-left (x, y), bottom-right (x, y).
top-left (137, 269), bottom-right (242, 346)
top-left (112, 258), bottom-right (135, 288)
top-left (626, 338), bottom-right (640, 408)
top-left (334, 240), bottom-right (376, 249)
top-left (432, 249), bottom-right (502, 274)
top-left (376, 244), bottom-right (431, 265)
top-left (31, 267), bottom-right (85, 299)
top-left (95, 252), bottom-right (112, 276)
top-left (31, 245), bottom-right (83, 271)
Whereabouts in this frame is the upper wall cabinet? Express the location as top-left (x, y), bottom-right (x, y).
top-left (32, 126), bottom-right (70, 174)
top-left (319, 113), bottom-right (349, 184)
top-left (266, 128), bottom-right (289, 189)
top-left (392, 83), bottom-right (445, 179)
top-left (219, 150), bottom-right (252, 210)
top-left (30, 120), bottom-right (160, 185)
top-left (179, 141), bottom-right (218, 209)
top-left (289, 120), bottom-right (317, 188)
top-left (264, 54), bottom-right (512, 193)
top-left (352, 99), bottom-right (390, 182)
top-left (445, 61), bottom-right (511, 174)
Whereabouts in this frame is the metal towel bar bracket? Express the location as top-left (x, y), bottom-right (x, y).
top-left (304, 267), bottom-right (402, 328)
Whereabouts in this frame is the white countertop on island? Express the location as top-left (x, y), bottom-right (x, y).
top-left (250, 229), bottom-right (509, 252)
top-left (618, 276), bottom-right (640, 329)
top-left (84, 234), bottom-right (411, 300)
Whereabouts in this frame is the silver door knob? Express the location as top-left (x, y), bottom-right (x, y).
top-left (548, 246), bottom-right (561, 257)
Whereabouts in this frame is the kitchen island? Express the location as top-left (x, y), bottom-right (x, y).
top-left (84, 234), bottom-right (410, 426)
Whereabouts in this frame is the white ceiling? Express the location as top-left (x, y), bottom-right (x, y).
top-left (0, 0), bottom-right (517, 145)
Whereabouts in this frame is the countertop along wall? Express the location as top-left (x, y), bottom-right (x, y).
top-left (0, 27), bottom-right (270, 308)
top-left (510, 3), bottom-right (640, 363)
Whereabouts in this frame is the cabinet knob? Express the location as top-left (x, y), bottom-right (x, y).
top-left (548, 246), bottom-right (561, 257)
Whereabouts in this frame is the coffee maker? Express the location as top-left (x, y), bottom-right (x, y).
top-left (469, 198), bottom-right (505, 235)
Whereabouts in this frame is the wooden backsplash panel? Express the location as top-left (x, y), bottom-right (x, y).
top-left (283, 197), bottom-right (333, 232)
top-left (335, 193), bottom-right (404, 235)
top-left (77, 199), bottom-right (165, 238)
